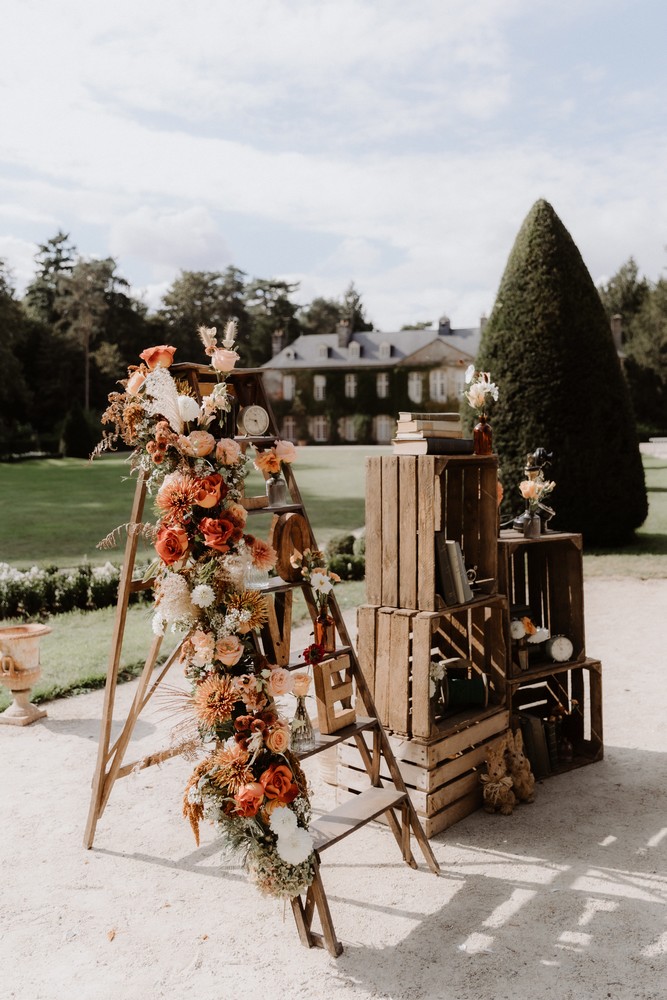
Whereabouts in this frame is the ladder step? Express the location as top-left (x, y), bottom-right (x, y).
top-left (311, 786), bottom-right (408, 853)
top-left (129, 578), bottom-right (155, 592)
top-left (295, 716), bottom-right (377, 760)
top-left (286, 646), bottom-right (352, 671)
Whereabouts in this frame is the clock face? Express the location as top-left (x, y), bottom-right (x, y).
top-left (239, 404), bottom-right (270, 436)
top-left (547, 635), bottom-right (573, 663)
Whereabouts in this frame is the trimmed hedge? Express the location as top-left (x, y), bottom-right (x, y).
top-left (0, 562), bottom-right (149, 619)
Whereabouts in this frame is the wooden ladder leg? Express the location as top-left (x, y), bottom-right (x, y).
top-left (291, 857), bottom-right (343, 957)
top-left (84, 474), bottom-right (147, 849)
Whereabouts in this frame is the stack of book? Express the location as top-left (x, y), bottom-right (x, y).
top-left (392, 411), bottom-right (474, 455)
top-left (434, 533), bottom-right (474, 606)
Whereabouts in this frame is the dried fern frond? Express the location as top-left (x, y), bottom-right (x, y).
top-left (97, 521), bottom-right (157, 550)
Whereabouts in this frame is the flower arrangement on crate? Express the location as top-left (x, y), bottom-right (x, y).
top-left (463, 366), bottom-right (499, 456)
top-left (96, 323), bottom-right (316, 899)
top-left (290, 548), bottom-right (341, 652)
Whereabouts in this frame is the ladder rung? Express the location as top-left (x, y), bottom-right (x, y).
top-left (311, 786), bottom-right (408, 853)
top-left (286, 645), bottom-right (352, 671)
top-left (129, 578), bottom-right (155, 592)
top-left (295, 716), bottom-right (377, 760)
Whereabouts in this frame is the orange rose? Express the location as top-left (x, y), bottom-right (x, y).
top-left (199, 516), bottom-right (235, 552)
top-left (210, 347), bottom-right (239, 372)
top-left (178, 431), bottom-right (216, 457)
top-left (125, 369), bottom-right (146, 394)
top-left (259, 763), bottom-right (299, 804)
top-left (194, 473), bottom-right (225, 508)
top-left (139, 345), bottom-right (176, 370)
top-left (254, 449), bottom-right (280, 475)
top-left (155, 524), bottom-right (189, 565)
top-left (265, 721), bottom-right (291, 754)
top-left (234, 782), bottom-right (265, 818)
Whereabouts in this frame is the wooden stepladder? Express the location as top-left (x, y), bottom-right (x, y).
top-left (84, 364), bottom-right (439, 958)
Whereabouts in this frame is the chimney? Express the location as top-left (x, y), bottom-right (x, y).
top-left (272, 328), bottom-right (285, 356)
top-left (438, 314), bottom-right (451, 336)
top-left (610, 314), bottom-right (623, 352)
top-left (337, 319), bottom-right (352, 348)
top-left (480, 313), bottom-right (488, 332)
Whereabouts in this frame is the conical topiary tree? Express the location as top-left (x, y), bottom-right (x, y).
top-left (476, 199), bottom-right (647, 545)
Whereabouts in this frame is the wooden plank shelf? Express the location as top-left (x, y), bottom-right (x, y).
top-left (295, 716), bottom-right (377, 761)
top-left (245, 502), bottom-right (304, 515)
top-left (311, 786), bottom-right (408, 853)
top-left (285, 646), bottom-right (353, 672)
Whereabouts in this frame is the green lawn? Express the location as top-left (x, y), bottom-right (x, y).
top-left (1, 447), bottom-right (665, 711)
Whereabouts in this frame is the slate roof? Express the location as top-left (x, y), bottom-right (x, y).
top-left (263, 327), bottom-right (481, 370)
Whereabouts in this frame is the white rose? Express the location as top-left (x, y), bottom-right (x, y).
top-left (178, 395), bottom-right (200, 423)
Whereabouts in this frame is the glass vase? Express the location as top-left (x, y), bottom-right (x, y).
top-left (266, 474), bottom-right (289, 506)
top-left (314, 611), bottom-right (336, 653)
top-left (523, 512), bottom-right (541, 538)
top-left (291, 695), bottom-right (316, 752)
top-left (473, 413), bottom-right (493, 455)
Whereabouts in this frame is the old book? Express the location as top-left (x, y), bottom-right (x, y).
top-left (518, 713), bottom-right (551, 779)
top-left (398, 411), bottom-right (461, 422)
top-left (395, 429), bottom-right (464, 440)
top-left (434, 531), bottom-right (458, 605)
top-left (396, 419), bottom-right (463, 436)
top-left (391, 437), bottom-right (474, 456)
top-left (447, 540), bottom-right (474, 603)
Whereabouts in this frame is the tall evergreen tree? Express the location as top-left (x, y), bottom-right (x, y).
top-left (476, 199), bottom-right (647, 545)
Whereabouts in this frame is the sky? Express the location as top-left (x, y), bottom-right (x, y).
top-left (0, 0), bottom-right (666, 331)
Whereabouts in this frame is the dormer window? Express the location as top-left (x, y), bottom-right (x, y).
top-left (348, 341), bottom-right (361, 359)
top-left (284, 347), bottom-right (295, 361)
top-left (318, 343), bottom-right (329, 359)
top-left (379, 341), bottom-right (391, 360)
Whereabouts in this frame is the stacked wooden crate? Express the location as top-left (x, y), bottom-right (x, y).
top-left (341, 454), bottom-right (511, 837)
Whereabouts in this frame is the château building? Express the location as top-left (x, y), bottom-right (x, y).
top-left (261, 315), bottom-right (483, 444)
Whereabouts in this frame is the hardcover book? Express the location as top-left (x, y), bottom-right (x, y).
top-left (391, 437), bottom-right (474, 456)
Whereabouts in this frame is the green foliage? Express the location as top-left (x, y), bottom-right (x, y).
top-left (0, 560), bottom-right (149, 618)
top-left (60, 401), bottom-right (99, 458)
top-left (477, 199), bottom-right (647, 545)
top-left (598, 257), bottom-right (650, 321)
top-left (327, 553), bottom-right (365, 580)
top-left (326, 533), bottom-right (356, 556)
top-left (624, 278), bottom-right (667, 432)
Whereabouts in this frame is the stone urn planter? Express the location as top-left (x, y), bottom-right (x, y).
top-left (0, 623), bottom-right (51, 726)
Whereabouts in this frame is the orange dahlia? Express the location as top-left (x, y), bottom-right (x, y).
top-left (192, 675), bottom-right (239, 728)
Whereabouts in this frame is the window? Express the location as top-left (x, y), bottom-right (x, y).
top-left (342, 416), bottom-right (357, 442)
top-left (407, 372), bottom-right (423, 404)
top-left (318, 343), bottom-right (329, 359)
top-left (376, 372), bottom-right (389, 398)
top-left (282, 373), bottom-right (295, 401)
top-left (311, 415), bottom-right (330, 442)
top-left (374, 415), bottom-right (394, 443)
top-left (345, 373), bottom-right (357, 398)
top-left (313, 374), bottom-right (326, 401)
top-left (379, 341), bottom-right (391, 360)
top-left (429, 369), bottom-right (448, 403)
top-left (348, 341), bottom-right (361, 359)
top-left (284, 347), bottom-right (295, 360)
top-left (281, 416), bottom-right (297, 441)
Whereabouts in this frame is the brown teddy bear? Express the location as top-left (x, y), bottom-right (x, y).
top-left (505, 728), bottom-right (536, 803)
top-left (480, 740), bottom-right (516, 815)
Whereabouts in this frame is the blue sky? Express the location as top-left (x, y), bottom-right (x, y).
top-left (1, 0), bottom-right (665, 330)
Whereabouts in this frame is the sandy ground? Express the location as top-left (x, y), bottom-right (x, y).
top-left (1, 574), bottom-right (666, 1000)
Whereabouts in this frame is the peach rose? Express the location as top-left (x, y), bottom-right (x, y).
top-left (225, 501), bottom-right (248, 528)
top-left (190, 629), bottom-right (216, 666)
top-left (215, 438), bottom-right (242, 465)
top-left (292, 672), bottom-right (311, 697)
top-left (497, 481), bottom-right (504, 505)
top-left (267, 666), bottom-right (294, 697)
top-left (139, 345), bottom-right (176, 370)
top-left (234, 782), bottom-right (265, 818)
top-left (254, 449), bottom-right (280, 475)
top-left (275, 440), bottom-right (297, 464)
top-left (178, 431), bottom-right (216, 457)
top-left (519, 479), bottom-right (539, 500)
top-left (265, 721), bottom-right (291, 754)
top-left (125, 369), bottom-right (146, 394)
top-left (194, 473), bottom-right (224, 508)
top-left (199, 516), bottom-right (235, 552)
top-left (210, 348), bottom-right (239, 372)
top-left (155, 524), bottom-right (189, 565)
top-left (216, 635), bottom-right (244, 667)
top-left (259, 763), bottom-right (299, 804)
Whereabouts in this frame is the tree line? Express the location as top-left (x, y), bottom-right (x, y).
top-left (0, 231), bottom-right (372, 456)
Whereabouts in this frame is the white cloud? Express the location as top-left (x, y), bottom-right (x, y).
top-left (109, 206), bottom-right (231, 275)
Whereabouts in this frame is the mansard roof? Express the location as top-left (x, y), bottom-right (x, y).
top-left (263, 326), bottom-right (480, 370)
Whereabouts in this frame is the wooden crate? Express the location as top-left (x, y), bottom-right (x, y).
top-left (498, 531), bottom-right (586, 678)
top-left (358, 598), bottom-right (508, 741)
top-left (336, 709), bottom-right (510, 838)
top-left (509, 658), bottom-right (603, 775)
top-left (365, 455), bottom-right (499, 611)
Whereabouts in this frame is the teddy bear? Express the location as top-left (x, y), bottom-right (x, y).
top-left (505, 727), bottom-right (536, 803)
top-left (480, 740), bottom-right (516, 815)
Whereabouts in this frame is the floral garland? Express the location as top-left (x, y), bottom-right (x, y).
top-left (98, 322), bottom-right (314, 898)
